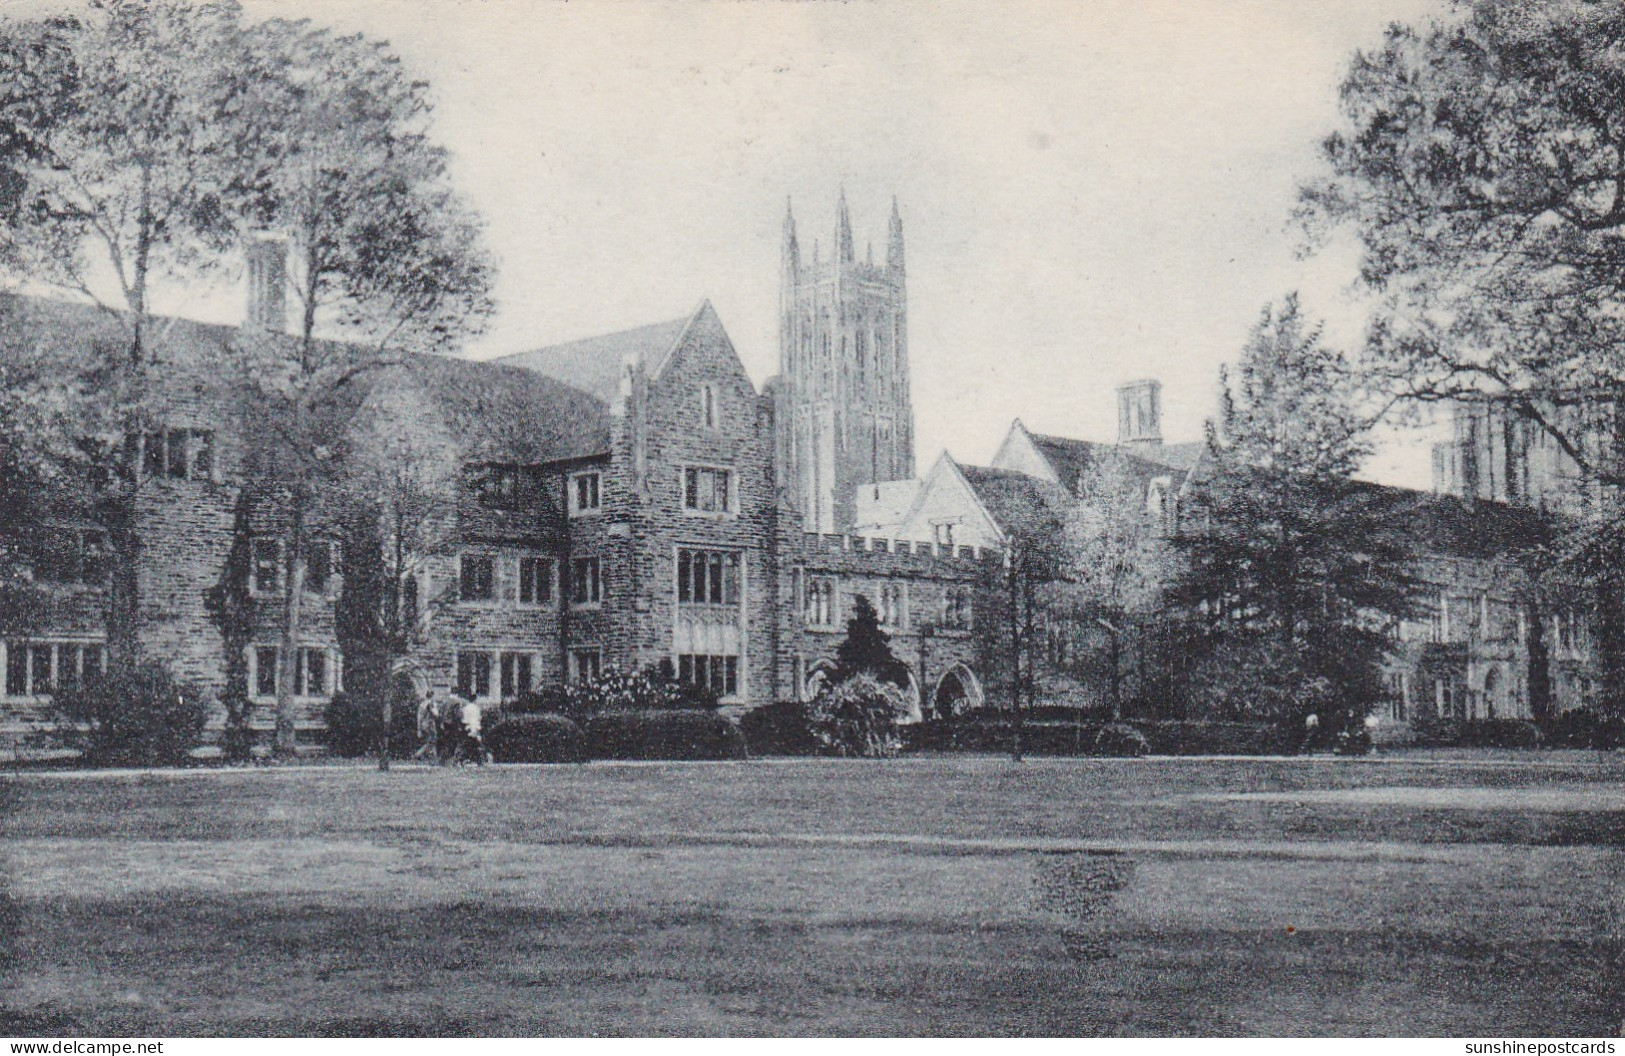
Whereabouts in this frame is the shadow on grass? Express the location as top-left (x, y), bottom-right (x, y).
top-left (3, 893), bottom-right (1620, 1037)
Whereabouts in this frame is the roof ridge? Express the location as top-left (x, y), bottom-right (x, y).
top-left (645, 299), bottom-right (713, 382)
top-left (496, 313), bottom-right (692, 362)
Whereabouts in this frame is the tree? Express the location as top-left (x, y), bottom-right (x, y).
top-left (203, 492), bottom-right (259, 761)
top-left (1300, 0), bottom-right (1625, 456)
top-left (220, 19), bottom-right (494, 755)
top-left (338, 390), bottom-right (460, 769)
top-left (1299, 0), bottom-right (1625, 716)
top-left (805, 673), bottom-right (910, 758)
top-left (832, 594), bottom-right (911, 689)
top-left (0, 1), bottom-right (249, 665)
top-left (1172, 295), bottom-right (1417, 722)
top-left (1051, 449), bottom-right (1180, 718)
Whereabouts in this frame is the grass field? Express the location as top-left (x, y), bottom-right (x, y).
top-left (2, 752), bottom-right (1623, 1036)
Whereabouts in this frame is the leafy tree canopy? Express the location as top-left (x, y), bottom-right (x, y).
top-left (1299, 0), bottom-right (1625, 482)
top-left (1173, 296), bottom-right (1417, 714)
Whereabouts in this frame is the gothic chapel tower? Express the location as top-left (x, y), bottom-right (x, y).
top-left (778, 192), bottom-right (915, 533)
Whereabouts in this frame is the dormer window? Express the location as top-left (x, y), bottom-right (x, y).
top-left (570, 471), bottom-right (601, 516)
top-left (251, 537), bottom-right (282, 595)
top-left (470, 463), bottom-right (528, 511)
top-left (700, 384), bottom-right (719, 430)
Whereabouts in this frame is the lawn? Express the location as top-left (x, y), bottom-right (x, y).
top-left (1, 752), bottom-right (1622, 1036)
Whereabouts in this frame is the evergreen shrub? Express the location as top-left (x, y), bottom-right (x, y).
top-left (50, 660), bottom-right (209, 767)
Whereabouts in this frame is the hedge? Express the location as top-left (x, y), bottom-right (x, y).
top-left (486, 713), bottom-right (586, 763)
top-left (902, 714), bottom-right (1294, 756)
top-left (1133, 721), bottom-right (1295, 756)
top-left (584, 709), bottom-right (748, 761)
top-left (1412, 717), bottom-right (1544, 749)
top-left (1538, 708), bottom-right (1625, 750)
top-left (1095, 723), bottom-right (1150, 757)
top-left (49, 661), bottom-right (209, 767)
top-left (739, 701), bottom-right (821, 756)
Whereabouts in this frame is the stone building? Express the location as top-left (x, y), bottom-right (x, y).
top-left (1421, 397), bottom-right (1609, 720)
top-left (0, 195), bottom-right (993, 741)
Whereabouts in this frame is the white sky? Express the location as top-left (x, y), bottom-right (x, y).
top-left (206, 1), bottom-right (1443, 485)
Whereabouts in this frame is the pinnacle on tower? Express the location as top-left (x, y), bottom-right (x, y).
top-left (836, 188), bottom-right (855, 263)
top-left (887, 196), bottom-right (904, 272)
top-left (782, 197), bottom-right (799, 272)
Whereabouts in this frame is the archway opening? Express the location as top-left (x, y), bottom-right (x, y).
top-left (932, 664), bottom-right (983, 719)
top-left (803, 659), bottom-right (839, 703)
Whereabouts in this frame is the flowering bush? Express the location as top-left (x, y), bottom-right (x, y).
top-left (501, 667), bottom-right (723, 729)
top-left (805, 674), bottom-right (910, 758)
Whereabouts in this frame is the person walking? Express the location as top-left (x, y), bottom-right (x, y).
top-left (459, 694), bottom-right (490, 766)
top-left (413, 688), bottom-right (440, 762)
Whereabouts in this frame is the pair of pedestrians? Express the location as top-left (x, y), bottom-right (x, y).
top-left (414, 688), bottom-right (489, 765)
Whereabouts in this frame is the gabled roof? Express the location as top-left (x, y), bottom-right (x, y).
top-left (1181, 457), bottom-right (1552, 563)
top-left (1350, 482), bottom-right (1550, 561)
top-left (494, 311), bottom-right (694, 402)
top-left (388, 353), bottom-right (609, 465)
top-left (1026, 429), bottom-right (1194, 496)
top-left (957, 463), bottom-right (1069, 542)
top-left (0, 290), bottom-right (241, 380)
top-left (1024, 431), bottom-right (1110, 493)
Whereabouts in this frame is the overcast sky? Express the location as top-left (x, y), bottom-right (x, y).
top-left (211, 0), bottom-right (1446, 485)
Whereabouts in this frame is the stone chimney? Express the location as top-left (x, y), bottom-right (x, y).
top-left (1117, 378), bottom-right (1163, 451)
top-left (244, 232), bottom-right (288, 333)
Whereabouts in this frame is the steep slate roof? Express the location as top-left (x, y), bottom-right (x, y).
top-left (1025, 432), bottom-right (1108, 493)
top-left (957, 464), bottom-right (1069, 542)
top-left (1180, 457), bottom-right (1551, 564)
top-left (1027, 430), bottom-right (1193, 496)
top-left (1356, 483), bottom-right (1550, 562)
top-left (0, 291), bottom-right (607, 469)
top-left (0, 290), bottom-right (241, 380)
top-left (391, 353), bottom-right (609, 464)
top-left (494, 314), bottom-right (693, 402)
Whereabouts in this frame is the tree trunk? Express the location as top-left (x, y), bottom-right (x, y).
top-left (274, 499), bottom-right (306, 758)
top-left (1109, 627), bottom-right (1122, 721)
top-left (103, 494), bottom-right (142, 668)
top-left (1525, 598), bottom-right (1552, 721)
top-left (1593, 574), bottom-right (1625, 722)
top-left (1135, 621), bottom-right (1147, 712)
top-left (378, 673), bottom-right (393, 772)
top-left (380, 524), bottom-right (405, 772)
top-left (1007, 547), bottom-right (1022, 762)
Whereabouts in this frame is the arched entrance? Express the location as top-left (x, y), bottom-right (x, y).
top-left (932, 664), bottom-right (984, 718)
top-left (899, 667), bottom-right (923, 724)
top-left (803, 658), bottom-right (839, 703)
